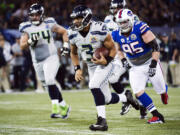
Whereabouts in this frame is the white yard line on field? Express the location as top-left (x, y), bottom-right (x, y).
top-left (0, 125), bottom-right (114, 135)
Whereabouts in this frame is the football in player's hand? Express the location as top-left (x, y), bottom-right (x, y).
top-left (93, 47), bottom-right (109, 59)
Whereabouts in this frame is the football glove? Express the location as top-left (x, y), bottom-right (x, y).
top-left (27, 33), bottom-right (40, 46)
top-left (148, 59), bottom-right (157, 77)
top-left (61, 42), bottom-right (70, 56)
top-left (122, 58), bottom-right (131, 70)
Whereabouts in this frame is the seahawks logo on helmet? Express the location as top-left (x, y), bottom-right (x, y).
top-left (70, 5), bottom-right (92, 31)
top-left (28, 3), bottom-right (44, 25)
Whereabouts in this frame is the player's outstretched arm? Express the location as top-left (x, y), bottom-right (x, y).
top-left (52, 24), bottom-right (68, 43)
top-left (20, 32), bottom-right (29, 50)
top-left (70, 44), bottom-right (83, 81)
top-left (52, 24), bottom-right (70, 55)
top-left (115, 43), bottom-right (131, 70)
top-left (142, 30), bottom-right (160, 77)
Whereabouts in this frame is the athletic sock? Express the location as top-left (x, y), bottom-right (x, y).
top-left (137, 92), bottom-right (156, 112)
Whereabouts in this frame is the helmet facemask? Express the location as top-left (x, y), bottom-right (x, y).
top-left (118, 19), bottom-right (133, 33)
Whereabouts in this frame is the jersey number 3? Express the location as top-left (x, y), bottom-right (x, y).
top-left (122, 41), bottom-right (144, 54)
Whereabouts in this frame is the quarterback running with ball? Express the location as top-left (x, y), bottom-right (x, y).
top-left (69, 5), bottom-right (139, 131)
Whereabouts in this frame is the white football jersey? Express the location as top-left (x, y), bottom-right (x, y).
top-left (19, 17), bottom-right (57, 63)
top-left (104, 15), bottom-right (118, 32)
top-left (68, 21), bottom-right (109, 66)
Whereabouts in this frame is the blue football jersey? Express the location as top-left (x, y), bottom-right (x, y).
top-left (112, 21), bottom-right (152, 61)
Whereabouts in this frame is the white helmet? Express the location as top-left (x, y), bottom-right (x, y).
top-left (115, 9), bottom-right (134, 33)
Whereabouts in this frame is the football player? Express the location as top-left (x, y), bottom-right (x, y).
top-left (69, 5), bottom-right (139, 131)
top-left (19, 3), bottom-right (70, 119)
top-left (104, 0), bottom-right (141, 116)
top-left (112, 9), bottom-right (168, 124)
top-left (105, 0), bottom-right (147, 118)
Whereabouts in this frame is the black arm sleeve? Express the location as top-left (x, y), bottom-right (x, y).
top-left (147, 39), bottom-right (160, 52)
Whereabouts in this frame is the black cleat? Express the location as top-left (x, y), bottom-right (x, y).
top-left (120, 102), bottom-right (131, 115)
top-left (125, 90), bottom-right (140, 110)
top-left (50, 113), bottom-right (62, 118)
top-left (140, 105), bottom-right (147, 119)
top-left (89, 116), bottom-right (108, 131)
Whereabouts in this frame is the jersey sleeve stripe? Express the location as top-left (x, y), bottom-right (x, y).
top-left (140, 24), bottom-right (148, 30)
top-left (91, 31), bottom-right (107, 35)
top-left (44, 20), bottom-right (56, 24)
top-left (69, 34), bottom-right (77, 40)
top-left (141, 26), bottom-right (150, 35)
top-left (19, 24), bottom-right (31, 32)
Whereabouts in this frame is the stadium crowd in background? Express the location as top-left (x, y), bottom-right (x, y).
top-left (0, 0), bottom-right (180, 93)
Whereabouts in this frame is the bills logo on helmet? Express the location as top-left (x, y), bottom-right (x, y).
top-left (127, 10), bottom-right (133, 16)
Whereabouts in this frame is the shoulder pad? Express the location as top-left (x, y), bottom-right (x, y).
top-left (104, 15), bottom-right (112, 23)
top-left (19, 21), bottom-right (31, 33)
top-left (44, 17), bottom-right (56, 24)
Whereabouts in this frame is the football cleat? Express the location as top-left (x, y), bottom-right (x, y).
top-left (60, 105), bottom-right (71, 119)
top-left (89, 116), bottom-right (108, 131)
top-left (148, 113), bottom-right (165, 124)
top-left (120, 102), bottom-right (131, 115)
top-left (161, 93), bottom-right (168, 105)
top-left (125, 90), bottom-right (140, 110)
top-left (51, 113), bottom-right (62, 118)
top-left (139, 105), bottom-right (147, 119)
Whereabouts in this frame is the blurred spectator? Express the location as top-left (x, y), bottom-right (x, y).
top-left (159, 32), bottom-right (170, 83)
top-left (11, 36), bottom-right (25, 91)
top-left (0, 0), bottom-right (180, 29)
top-left (0, 33), bottom-right (12, 93)
top-left (170, 33), bottom-right (180, 86)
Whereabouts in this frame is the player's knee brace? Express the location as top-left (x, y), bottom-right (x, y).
top-left (111, 82), bottom-right (124, 94)
top-left (91, 88), bottom-right (105, 106)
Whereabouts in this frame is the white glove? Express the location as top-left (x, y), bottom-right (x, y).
top-left (61, 42), bottom-right (70, 56)
top-left (27, 33), bottom-right (40, 46)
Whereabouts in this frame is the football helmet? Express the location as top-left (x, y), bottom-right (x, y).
top-left (110, 0), bottom-right (126, 14)
top-left (115, 9), bottom-right (134, 33)
top-left (28, 3), bottom-right (44, 25)
top-left (70, 5), bottom-right (92, 31)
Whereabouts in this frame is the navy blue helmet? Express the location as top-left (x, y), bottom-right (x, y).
top-left (70, 5), bottom-right (92, 31)
top-left (110, 0), bottom-right (126, 14)
top-left (28, 3), bottom-right (44, 25)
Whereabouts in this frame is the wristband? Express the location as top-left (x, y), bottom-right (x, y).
top-left (74, 65), bottom-right (81, 72)
top-left (106, 56), bottom-right (113, 64)
top-left (121, 58), bottom-right (127, 63)
top-left (63, 42), bottom-right (69, 48)
top-left (150, 59), bottom-right (157, 68)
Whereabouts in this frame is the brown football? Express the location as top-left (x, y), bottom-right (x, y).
top-left (93, 47), bottom-right (109, 59)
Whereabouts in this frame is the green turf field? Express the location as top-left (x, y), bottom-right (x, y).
top-left (0, 88), bottom-right (180, 135)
